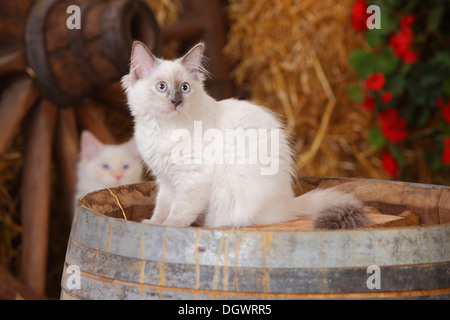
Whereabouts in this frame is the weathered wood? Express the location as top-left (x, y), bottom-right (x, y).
top-left (177, 0), bottom-right (234, 99)
top-left (55, 107), bottom-right (79, 217)
top-left (62, 178), bottom-right (450, 300)
top-left (368, 210), bottom-right (420, 229)
top-left (25, 0), bottom-right (161, 106)
top-left (0, 0), bottom-right (33, 46)
top-left (76, 101), bottom-right (117, 144)
top-left (296, 177), bottom-right (450, 225)
top-left (0, 76), bottom-right (39, 158)
top-left (92, 82), bottom-right (131, 116)
top-left (0, 266), bottom-right (43, 300)
top-left (241, 209), bottom-right (420, 231)
top-left (0, 49), bottom-right (26, 76)
top-left (162, 21), bottom-right (205, 41)
top-left (20, 99), bottom-right (58, 297)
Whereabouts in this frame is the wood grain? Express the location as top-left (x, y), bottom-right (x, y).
top-left (0, 77), bottom-right (39, 157)
top-left (20, 99), bottom-right (58, 297)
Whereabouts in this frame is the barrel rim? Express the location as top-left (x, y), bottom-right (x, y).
top-left (76, 176), bottom-right (450, 234)
top-left (68, 203), bottom-right (450, 271)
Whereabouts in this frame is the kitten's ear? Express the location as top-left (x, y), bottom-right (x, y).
top-left (179, 43), bottom-right (205, 78)
top-left (130, 41), bottom-right (158, 80)
top-left (123, 138), bottom-right (141, 159)
top-left (80, 131), bottom-right (104, 160)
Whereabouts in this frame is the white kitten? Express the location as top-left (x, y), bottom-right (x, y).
top-left (122, 42), bottom-right (369, 229)
top-left (74, 131), bottom-right (144, 203)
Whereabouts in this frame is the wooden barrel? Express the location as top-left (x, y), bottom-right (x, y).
top-left (25, 0), bottom-right (161, 106)
top-left (61, 177), bottom-right (450, 299)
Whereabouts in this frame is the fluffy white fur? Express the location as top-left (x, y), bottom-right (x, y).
top-left (75, 131), bottom-right (144, 203)
top-left (122, 42), bottom-right (369, 229)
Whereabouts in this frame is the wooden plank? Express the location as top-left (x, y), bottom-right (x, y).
top-left (0, 0), bottom-right (33, 44)
top-left (0, 266), bottom-right (43, 300)
top-left (0, 49), bottom-right (26, 76)
top-left (367, 210), bottom-right (420, 229)
top-left (161, 21), bottom-right (205, 41)
top-left (76, 101), bottom-right (116, 144)
top-left (55, 107), bottom-right (79, 217)
top-left (20, 99), bottom-right (58, 297)
top-left (92, 82), bottom-right (131, 116)
top-left (239, 208), bottom-right (420, 231)
top-left (0, 76), bottom-right (39, 157)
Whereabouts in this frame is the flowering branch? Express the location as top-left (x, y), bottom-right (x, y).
top-left (348, 0), bottom-right (450, 181)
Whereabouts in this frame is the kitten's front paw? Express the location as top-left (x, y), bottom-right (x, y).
top-left (141, 218), bottom-right (159, 225)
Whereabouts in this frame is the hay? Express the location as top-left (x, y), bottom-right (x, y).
top-left (225, 0), bottom-right (386, 179)
top-left (0, 134), bottom-right (23, 274)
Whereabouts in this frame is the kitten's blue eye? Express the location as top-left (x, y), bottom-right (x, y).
top-left (102, 164), bottom-right (110, 170)
top-left (180, 82), bottom-right (190, 93)
top-left (156, 81), bottom-right (167, 92)
top-left (123, 164), bottom-right (129, 170)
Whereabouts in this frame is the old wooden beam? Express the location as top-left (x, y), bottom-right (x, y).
top-left (0, 76), bottom-right (39, 158)
top-left (20, 99), bottom-right (58, 296)
top-left (76, 101), bottom-right (117, 144)
top-left (161, 21), bottom-right (205, 41)
top-left (0, 266), bottom-right (43, 300)
top-left (0, 49), bottom-right (26, 76)
top-left (55, 106), bottom-right (79, 217)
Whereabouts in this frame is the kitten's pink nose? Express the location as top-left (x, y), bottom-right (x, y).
top-left (171, 98), bottom-right (181, 108)
top-left (114, 175), bottom-right (122, 182)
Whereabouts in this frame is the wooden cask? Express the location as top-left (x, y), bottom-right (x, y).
top-left (25, 0), bottom-right (161, 106)
top-left (61, 177), bottom-right (450, 299)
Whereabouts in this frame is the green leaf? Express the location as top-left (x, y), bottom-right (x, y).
top-left (378, 48), bottom-right (399, 76)
top-left (428, 152), bottom-right (442, 173)
top-left (434, 52), bottom-right (450, 68)
top-left (368, 127), bottom-right (386, 148)
top-left (407, 61), bottom-right (448, 107)
top-left (416, 108), bottom-right (431, 127)
top-left (348, 84), bottom-right (364, 102)
top-left (443, 77), bottom-right (450, 96)
top-left (348, 50), bottom-right (379, 79)
top-left (386, 73), bottom-right (406, 96)
top-left (388, 144), bottom-right (407, 167)
top-left (365, 29), bottom-right (383, 48)
top-left (427, 5), bottom-right (445, 32)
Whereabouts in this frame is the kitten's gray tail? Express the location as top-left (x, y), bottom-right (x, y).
top-left (292, 187), bottom-right (370, 229)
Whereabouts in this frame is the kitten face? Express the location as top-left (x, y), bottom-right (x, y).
top-left (122, 42), bottom-right (205, 120)
top-left (90, 147), bottom-right (142, 187)
top-left (78, 131), bottom-right (143, 188)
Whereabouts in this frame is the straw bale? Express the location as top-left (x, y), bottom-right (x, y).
top-left (225, 0), bottom-right (386, 179)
